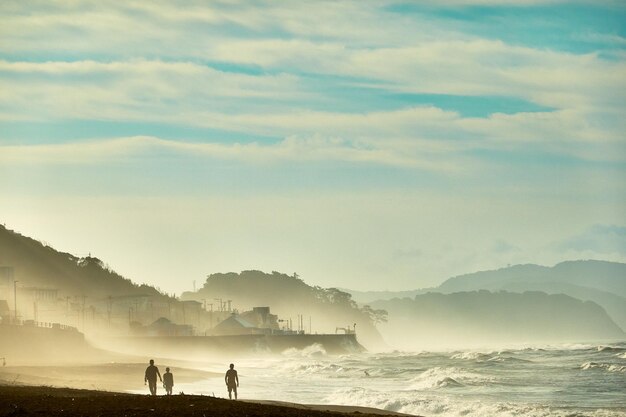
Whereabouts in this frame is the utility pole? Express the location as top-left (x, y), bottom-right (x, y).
top-left (227, 300), bottom-right (232, 312)
top-left (13, 280), bottom-right (18, 322)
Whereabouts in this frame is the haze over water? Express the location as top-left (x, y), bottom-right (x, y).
top-left (147, 343), bottom-right (626, 417)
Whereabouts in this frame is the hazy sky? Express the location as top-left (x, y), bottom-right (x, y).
top-left (1, 1), bottom-right (625, 294)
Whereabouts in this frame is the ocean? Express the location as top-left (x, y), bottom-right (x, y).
top-left (158, 342), bottom-right (626, 416)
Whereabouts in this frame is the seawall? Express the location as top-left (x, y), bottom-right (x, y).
top-left (113, 334), bottom-right (364, 357)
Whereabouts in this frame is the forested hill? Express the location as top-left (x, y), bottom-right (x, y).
top-left (0, 224), bottom-right (166, 299)
top-left (344, 260), bottom-right (626, 332)
top-left (181, 270), bottom-right (388, 349)
top-left (371, 290), bottom-right (625, 349)
top-left (436, 260), bottom-right (626, 331)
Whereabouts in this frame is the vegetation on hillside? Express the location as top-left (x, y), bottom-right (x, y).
top-left (371, 290), bottom-right (625, 349)
top-left (0, 224), bottom-right (169, 300)
top-left (182, 270), bottom-right (388, 348)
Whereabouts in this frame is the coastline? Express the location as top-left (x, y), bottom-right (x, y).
top-left (0, 385), bottom-right (419, 417)
top-left (0, 362), bottom-right (219, 393)
top-left (0, 363), bottom-right (419, 416)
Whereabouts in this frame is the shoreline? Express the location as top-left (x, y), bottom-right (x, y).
top-left (0, 385), bottom-right (419, 417)
top-left (0, 362), bottom-right (220, 393)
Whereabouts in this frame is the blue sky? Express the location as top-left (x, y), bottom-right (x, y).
top-left (0, 0), bottom-right (625, 293)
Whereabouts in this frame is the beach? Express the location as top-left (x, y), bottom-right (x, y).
top-left (0, 362), bottom-right (218, 393)
top-left (2, 343), bottom-right (625, 416)
top-left (0, 385), bottom-right (415, 417)
top-left (0, 360), bottom-right (416, 417)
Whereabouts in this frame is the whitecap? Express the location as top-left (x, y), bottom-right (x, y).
top-left (581, 362), bottom-right (626, 372)
top-left (408, 366), bottom-right (493, 390)
top-left (281, 343), bottom-right (327, 358)
top-left (450, 351), bottom-right (492, 361)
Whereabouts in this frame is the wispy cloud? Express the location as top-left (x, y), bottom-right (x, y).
top-left (0, 135), bottom-right (470, 173)
top-left (0, 0), bottom-right (624, 291)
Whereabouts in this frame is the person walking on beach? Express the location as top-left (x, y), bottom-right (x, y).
top-left (225, 363), bottom-right (239, 400)
top-left (144, 359), bottom-right (162, 396)
top-left (163, 367), bottom-right (174, 395)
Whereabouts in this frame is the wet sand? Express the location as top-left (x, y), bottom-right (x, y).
top-left (0, 385), bottom-right (418, 417)
top-left (0, 363), bottom-right (418, 416)
top-left (0, 363), bottom-right (218, 392)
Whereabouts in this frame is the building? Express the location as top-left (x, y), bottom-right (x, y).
top-left (212, 314), bottom-right (260, 335)
top-left (212, 307), bottom-right (285, 335)
top-left (240, 306), bottom-right (279, 330)
top-left (135, 317), bottom-right (194, 336)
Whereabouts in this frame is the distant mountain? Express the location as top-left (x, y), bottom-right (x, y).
top-left (181, 271), bottom-right (388, 350)
top-left (371, 291), bottom-right (625, 350)
top-left (0, 224), bottom-right (164, 299)
top-left (438, 260), bottom-right (626, 297)
top-left (498, 281), bottom-right (626, 332)
top-left (436, 260), bottom-right (626, 330)
top-left (343, 261), bottom-right (626, 332)
top-left (338, 288), bottom-right (427, 304)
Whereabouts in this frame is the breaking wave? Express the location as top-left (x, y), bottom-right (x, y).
top-left (203, 343), bottom-right (626, 416)
top-left (450, 351), bottom-right (492, 361)
top-left (408, 366), bottom-right (492, 390)
top-left (281, 343), bottom-right (327, 358)
top-left (450, 351), bottom-right (531, 363)
top-left (596, 346), bottom-right (626, 353)
top-left (324, 386), bottom-right (626, 417)
top-left (581, 362), bottom-right (626, 373)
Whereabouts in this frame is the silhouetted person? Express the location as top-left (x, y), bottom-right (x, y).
top-left (144, 359), bottom-right (162, 396)
top-left (225, 363), bottom-right (239, 400)
top-left (163, 367), bottom-right (174, 395)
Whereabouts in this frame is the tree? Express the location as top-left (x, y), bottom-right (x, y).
top-left (361, 305), bottom-right (388, 326)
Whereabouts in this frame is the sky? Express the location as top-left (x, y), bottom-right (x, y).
top-left (1, 0), bottom-right (625, 294)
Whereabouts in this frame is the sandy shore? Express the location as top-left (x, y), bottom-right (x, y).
top-left (0, 385), bottom-right (419, 417)
top-left (0, 362), bottom-right (219, 392)
top-left (0, 363), bottom-right (419, 416)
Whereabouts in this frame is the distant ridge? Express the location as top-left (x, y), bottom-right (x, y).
top-left (339, 288), bottom-right (426, 304)
top-left (343, 260), bottom-right (626, 332)
top-left (371, 290), bottom-right (625, 349)
top-left (436, 260), bottom-right (626, 331)
top-left (0, 224), bottom-right (167, 299)
top-left (438, 260), bottom-right (626, 298)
